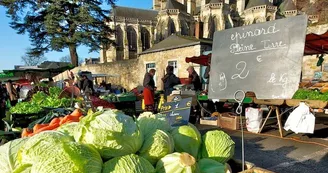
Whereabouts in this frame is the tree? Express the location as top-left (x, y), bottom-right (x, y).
top-left (60, 55), bottom-right (83, 65)
top-left (1, 0), bottom-right (116, 67)
top-left (21, 48), bottom-right (47, 66)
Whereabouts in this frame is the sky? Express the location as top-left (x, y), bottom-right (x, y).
top-left (0, 0), bottom-right (153, 71)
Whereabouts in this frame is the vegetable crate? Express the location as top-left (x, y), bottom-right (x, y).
top-left (117, 96), bottom-right (137, 102)
top-left (218, 113), bottom-right (246, 130)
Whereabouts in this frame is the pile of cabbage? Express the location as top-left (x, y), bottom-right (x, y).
top-left (0, 110), bottom-right (235, 173)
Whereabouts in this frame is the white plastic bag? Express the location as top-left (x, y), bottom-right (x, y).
top-left (284, 102), bottom-right (315, 134)
top-left (245, 107), bottom-right (263, 133)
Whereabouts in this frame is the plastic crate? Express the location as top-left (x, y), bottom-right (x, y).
top-left (117, 96), bottom-right (137, 102)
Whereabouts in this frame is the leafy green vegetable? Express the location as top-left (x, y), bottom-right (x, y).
top-left (171, 124), bottom-right (202, 158)
top-left (103, 154), bottom-right (155, 173)
top-left (201, 130), bottom-right (235, 164)
top-left (292, 89), bottom-right (328, 101)
top-left (10, 102), bottom-right (43, 114)
top-left (31, 91), bottom-right (48, 105)
top-left (0, 138), bottom-right (28, 173)
top-left (198, 158), bottom-right (225, 173)
top-left (74, 110), bottom-right (143, 159)
top-left (156, 152), bottom-right (199, 173)
top-left (16, 131), bottom-right (103, 173)
top-left (57, 122), bottom-right (79, 137)
top-left (139, 129), bottom-right (174, 165)
top-left (137, 112), bottom-right (171, 138)
top-left (49, 87), bottom-right (62, 98)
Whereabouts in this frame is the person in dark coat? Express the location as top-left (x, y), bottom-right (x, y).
top-left (162, 66), bottom-right (181, 97)
top-left (0, 83), bottom-right (8, 130)
top-left (204, 57), bottom-right (211, 85)
top-left (79, 75), bottom-right (94, 94)
top-left (187, 66), bottom-right (202, 91)
top-left (143, 69), bottom-right (156, 112)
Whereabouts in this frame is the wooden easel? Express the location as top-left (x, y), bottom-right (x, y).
top-left (258, 106), bottom-right (283, 138)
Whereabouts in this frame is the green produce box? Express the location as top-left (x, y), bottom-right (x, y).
top-left (197, 95), bottom-right (208, 101)
top-left (117, 96), bottom-right (137, 102)
top-left (227, 97), bottom-right (253, 104)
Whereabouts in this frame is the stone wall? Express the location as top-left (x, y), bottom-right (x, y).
top-left (302, 55), bottom-right (328, 81)
top-left (54, 44), bottom-right (207, 90)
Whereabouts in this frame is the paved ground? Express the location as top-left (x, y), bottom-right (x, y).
top-left (197, 125), bottom-right (328, 173)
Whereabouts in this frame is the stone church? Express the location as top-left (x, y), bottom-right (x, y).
top-left (100, 0), bottom-right (325, 63)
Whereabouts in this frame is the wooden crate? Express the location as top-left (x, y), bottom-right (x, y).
top-left (254, 98), bottom-right (285, 106)
top-left (200, 118), bottom-right (218, 126)
top-left (286, 99), bottom-right (328, 109)
top-left (218, 113), bottom-right (246, 130)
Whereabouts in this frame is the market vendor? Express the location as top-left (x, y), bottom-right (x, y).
top-left (187, 66), bottom-right (202, 91)
top-left (6, 80), bottom-right (18, 106)
top-left (78, 75), bottom-right (94, 95)
top-left (143, 69), bottom-right (156, 112)
top-left (162, 66), bottom-right (180, 97)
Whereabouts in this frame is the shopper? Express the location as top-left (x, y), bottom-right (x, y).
top-left (187, 66), bottom-right (202, 91)
top-left (204, 57), bottom-right (211, 86)
top-left (79, 75), bottom-right (94, 94)
top-left (162, 66), bottom-right (180, 97)
top-left (6, 80), bottom-right (18, 107)
top-left (143, 69), bottom-right (156, 112)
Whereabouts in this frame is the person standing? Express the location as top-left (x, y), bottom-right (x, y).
top-left (187, 66), bottom-right (202, 91)
top-left (143, 69), bottom-right (156, 112)
top-left (204, 58), bottom-right (211, 87)
top-left (0, 83), bottom-right (7, 130)
top-left (6, 80), bottom-right (18, 107)
top-left (162, 66), bottom-right (180, 97)
top-left (79, 75), bottom-right (94, 94)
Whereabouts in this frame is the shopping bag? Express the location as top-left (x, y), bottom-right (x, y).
top-left (284, 102), bottom-right (315, 134)
top-left (245, 107), bottom-right (263, 133)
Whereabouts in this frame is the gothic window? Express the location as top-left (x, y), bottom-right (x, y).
top-left (116, 26), bottom-right (123, 51)
top-left (168, 18), bottom-right (176, 36)
top-left (127, 26), bottom-right (137, 51)
top-left (141, 28), bottom-right (151, 51)
top-left (181, 20), bottom-right (189, 36)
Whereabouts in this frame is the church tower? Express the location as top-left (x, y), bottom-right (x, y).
top-left (243, 0), bottom-right (277, 25)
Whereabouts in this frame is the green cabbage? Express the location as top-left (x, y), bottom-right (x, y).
top-left (139, 129), bottom-right (175, 165)
top-left (102, 154), bottom-right (155, 173)
top-left (156, 152), bottom-right (199, 173)
top-left (198, 158), bottom-right (225, 173)
top-left (57, 122), bottom-right (79, 137)
top-left (16, 131), bottom-right (103, 173)
top-left (171, 124), bottom-right (202, 158)
top-left (137, 112), bottom-right (170, 138)
top-left (201, 130), bottom-right (235, 164)
top-left (74, 109), bottom-right (143, 159)
top-left (0, 138), bottom-right (28, 173)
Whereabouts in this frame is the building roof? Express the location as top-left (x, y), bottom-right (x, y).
top-left (246, 0), bottom-right (272, 9)
top-left (279, 0), bottom-right (297, 13)
top-left (139, 34), bottom-right (212, 55)
top-left (165, 0), bottom-right (187, 12)
top-left (112, 6), bottom-right (158, 21)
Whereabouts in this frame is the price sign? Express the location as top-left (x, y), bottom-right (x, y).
top-left (209, 15), bottom-right (308, 99)
top-left (159, 97), bottom-right (192, 127)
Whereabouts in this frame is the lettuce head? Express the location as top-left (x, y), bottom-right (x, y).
top-left (137, 112), bottom-right (170, 138)
top-left (198, 158), bottom-right (226, 173)
top-left (156, 152), bottom-right (200, 173)
top-left (0, 138), bottom-right (28, 173)
top-left (74, 109), bottom-right (143, 159)
top-left (16, 131), bottom-right (103, 173)
top-left (171, 124), bottom-right (202, 158)
top-left (102, 154), bottom-right (155, 173)
top-left (57, 122), bottom-right (79, 137)
top-left (139, 129), bottom-right (174, 165)
top-left (201, 130), bottom-right (235, 164)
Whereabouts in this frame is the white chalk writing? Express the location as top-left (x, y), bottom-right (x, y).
top-left (231, 61), bottom-right (249, 80)
top-left (267, 73), bottom-right (288, 88)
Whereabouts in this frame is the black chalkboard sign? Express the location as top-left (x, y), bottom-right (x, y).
top-left (209, 15), bottom-right (308, 100)
top-left (159, 97), bottom-right (192, 127)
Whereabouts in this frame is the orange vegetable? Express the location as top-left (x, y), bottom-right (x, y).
top-left (50, 118), bottom-right (61, 126)
top-left (70, 109), bottom-right (83, 117)
top-left (33, 124), bottom-right (49, 132)
top-left (60, 115), bottom-right (80, 125)
top-left (21, 128), bottom-right (33, 138)
top-left (34, 123), bottom-right (60, 134)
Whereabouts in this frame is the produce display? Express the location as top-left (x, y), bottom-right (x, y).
top-left (10, 87), bottom-right (74, 114)
top-left (0, 109), bottom-right (235, 173)
top-left (292, 89), bottom-right (328, 101)
top-left (100, 92), bottom-right (136, 102)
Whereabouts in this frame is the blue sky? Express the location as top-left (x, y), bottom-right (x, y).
top-left (0, 0), bottom-right (153, 71)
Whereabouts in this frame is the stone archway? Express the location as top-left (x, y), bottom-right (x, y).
top-left (126, 26), bottom-right (137, 59)
top-left (180, 20), bottom-right (189, 36)
top-left (168, 18), bottom-right (176, 36)
top-left (115, 25), bottom-right (124, 60)
top-left (141, 27), bottom-right (151, 51)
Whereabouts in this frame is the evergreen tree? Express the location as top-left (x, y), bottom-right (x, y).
top-left (1, 0), bottom-right (115, 66)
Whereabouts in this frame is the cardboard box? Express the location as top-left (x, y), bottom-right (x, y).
top-left (218, 113), bottom-right (246, 130)
top-left (200, 118), bottom-right (218, 126)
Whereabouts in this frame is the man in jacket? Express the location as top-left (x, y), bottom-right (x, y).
top-left (162, 66), bottom-right (180, 97)
top-left (187, 66), bottom-right (202, 91)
